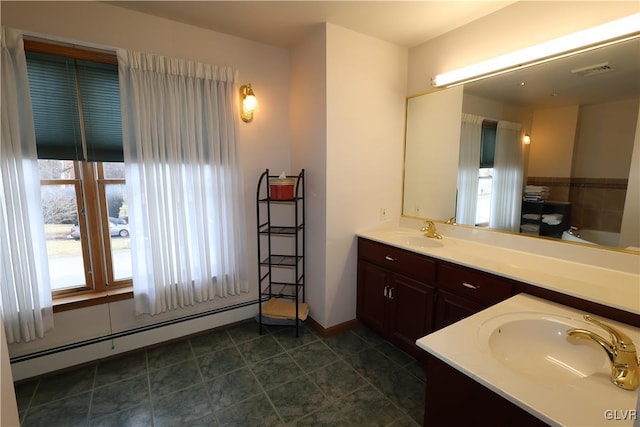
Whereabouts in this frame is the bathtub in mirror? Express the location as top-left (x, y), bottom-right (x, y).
top-left (402, 37), bottom-right (640, 252)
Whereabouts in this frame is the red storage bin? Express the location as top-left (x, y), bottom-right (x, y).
top-left (269, 178), bottom-right (295, 200)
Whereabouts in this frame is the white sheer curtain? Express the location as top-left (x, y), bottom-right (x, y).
top-left (456, 113), bottom-right (483, 225)
top-left (489, 120), bottom-right (524, 232)
top-left (1, 27), bottom-right (53, 343)
top-left (118, 49), bottom-right (249, 316)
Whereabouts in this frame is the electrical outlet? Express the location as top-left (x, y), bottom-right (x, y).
top-left (379, 207), bottom-right (387, 221)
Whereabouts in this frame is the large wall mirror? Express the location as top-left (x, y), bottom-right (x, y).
top-left (403, 37), bottom-right (640, 252)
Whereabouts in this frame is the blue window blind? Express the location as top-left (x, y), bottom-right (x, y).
top-left (25, 51), bottom-right (123, 162)
top-left (480, 121), bottom-right (496, 168)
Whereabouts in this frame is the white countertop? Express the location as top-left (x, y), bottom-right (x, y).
top-left (356, 225), bottom-right (640, 316)
top-left (417, 294), bottom-right (640, 427)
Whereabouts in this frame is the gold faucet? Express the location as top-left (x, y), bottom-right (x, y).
top-left (420, 220), bottom-right (442, 239)
top-left (567, 315), bottom-right (639, 391)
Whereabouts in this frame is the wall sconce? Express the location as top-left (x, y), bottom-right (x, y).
top-left (431, 13), bottom-right (640, 87)
top-left (240, 84), bottom-right (258, 122)
top-left (523, 134), bottom-right (531, 145)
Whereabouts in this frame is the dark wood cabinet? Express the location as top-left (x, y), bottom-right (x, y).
top-left (434, 289), bottom-right (485, 329)
top-left (357, 239), bottom-right (436, 359)
top-left (356, 236), bottom-right (640, 427)
top-left (425, 356), bottom-right (549, 427)
top-left (356, 260), bottom-right (388, 336)
top-left (387, 272), bottom-right (435, 358)
top-left (434, 262), bottom-right (514, 329)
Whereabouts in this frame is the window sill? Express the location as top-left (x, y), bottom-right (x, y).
top-left (53, 286), bottom-right (133, 313)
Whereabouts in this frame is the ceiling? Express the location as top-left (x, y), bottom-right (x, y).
top-left (107, 1), bottom-right (515, 48)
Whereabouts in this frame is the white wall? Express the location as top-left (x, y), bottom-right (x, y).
top-left (324, 23), bottom-right (407, 326)
top-left (289, 23), bottom-right (408, 328)
top-left (1, 317), bottom-right (19, 427)
top-left (462, 93), bottom-right (532, 126)
top-left (408, 1), bottom-right (640, 95)
top-left (404, 87), bottom-right (463, 219)
top-left (2, 1), bottom-right (290, 369)
top-left (289, 25), bottom-right (328, 325)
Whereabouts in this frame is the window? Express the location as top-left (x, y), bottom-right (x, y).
top-left (476, 121), bottom-right (497, 226)
top-left (25, 40), bottom-right (131, 297)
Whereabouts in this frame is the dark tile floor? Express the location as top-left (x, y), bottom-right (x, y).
top-left (14, 322), bottom-right (426, 426)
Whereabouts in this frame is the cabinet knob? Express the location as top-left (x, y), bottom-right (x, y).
top-left (388, 287), bottom-right (395, 299)
top-left (462, 282), bottom-right (480, 290)
top-left (384, 256), bottom-right (397, 262)
top-left (383, 285), bottom-right (389, 297)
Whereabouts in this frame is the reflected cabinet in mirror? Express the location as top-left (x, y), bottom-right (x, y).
top-left (403, 38), bottom-right (640, 252)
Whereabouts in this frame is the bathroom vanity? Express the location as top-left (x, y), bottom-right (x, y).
top-left (356, 224), bottom-right (640, 426)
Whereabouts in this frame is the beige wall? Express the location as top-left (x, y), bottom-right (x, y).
top-left (528, 105), bottom-right (579, 178)
top-left (620, 102), bottom-right (640, 249)
top-left (573, 97), bottom-right (640, 179)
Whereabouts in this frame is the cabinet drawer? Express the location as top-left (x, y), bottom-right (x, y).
top-left (358, 238), bottom-right (436, 283)
top-left (438, 263), bottom-right (512, 305)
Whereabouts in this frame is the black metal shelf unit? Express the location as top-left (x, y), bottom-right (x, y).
top-left (256, 169), bottom-right (305, 336)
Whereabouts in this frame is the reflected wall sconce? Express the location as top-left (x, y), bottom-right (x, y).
top-left (523, 134), bottom-right (531, 145)
top-left (431, 13), bottom-right (640, 88)
top-left (240, 83), bottom-right (258, 122)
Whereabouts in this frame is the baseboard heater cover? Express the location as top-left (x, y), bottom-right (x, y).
top-left (10, 299), bottom-right (259, 381)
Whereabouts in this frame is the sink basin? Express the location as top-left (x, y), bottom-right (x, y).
top-left (478, 313), bottom-right (609, 383)
top-left (392, 235), bottom-right (443, 248)
top-left (383, 230), bottom-right (443, 248)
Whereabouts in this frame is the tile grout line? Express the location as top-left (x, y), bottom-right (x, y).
top-left (185, 332), bottom-right (220, 425)
top-left (85, 364), bottom-right (98, 426)
top-left (237, 324), bottom-right (289, 425)
top-left (144, 348), bottom-right (157, 427)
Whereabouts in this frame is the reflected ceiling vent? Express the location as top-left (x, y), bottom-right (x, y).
top-left (571, 62), bottom-right (614, 77)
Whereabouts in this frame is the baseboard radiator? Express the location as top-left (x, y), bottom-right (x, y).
top-left (11, 299), bottom-right (259, 382)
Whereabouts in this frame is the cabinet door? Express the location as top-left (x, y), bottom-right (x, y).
top-left (425, 356), bottom-right (549, 427)
top-left (388, 273), bottom-right (435, 359)
top-left (356, 260), bottom-right (389, 336)
top-left (434, 289), bottom-right (485, 330)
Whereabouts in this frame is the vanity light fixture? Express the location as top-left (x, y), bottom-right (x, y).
top-left (431, 13), bottom-right (640, 88)
top-left (523, 134), bottom-right (531, 145)
top-left (240, 83), bottom-right (258, 122)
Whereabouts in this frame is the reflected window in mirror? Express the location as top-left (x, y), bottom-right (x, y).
top-left (476, 121), bottom-right (497, 226)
